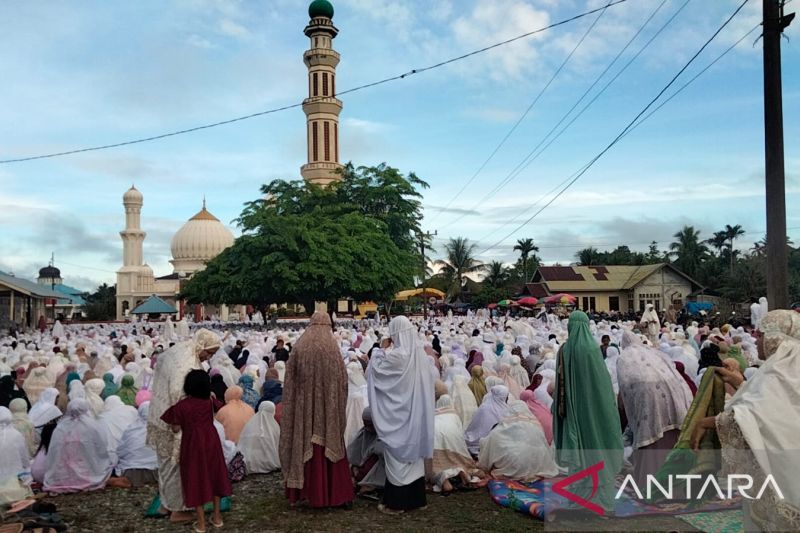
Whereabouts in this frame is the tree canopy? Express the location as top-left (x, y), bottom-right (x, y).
top-left (182, 163), bottom-right (426, 311)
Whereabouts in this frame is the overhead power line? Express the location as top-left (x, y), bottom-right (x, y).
top-left (474, 0), bottom-right (753, 256)
top-left (0, 0), bottom-right (628, 165)
top-left (427, 0), bottom-right (613, 226)
top-left (435, 0), bottom-right (689, 232)
top-left (474, 20), bottom-right (761, 251)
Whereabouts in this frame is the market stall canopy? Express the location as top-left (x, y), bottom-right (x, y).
top-left (394, 288), bottom-right (446, 301)
top-left (131, 294), bottom-right (178, 315)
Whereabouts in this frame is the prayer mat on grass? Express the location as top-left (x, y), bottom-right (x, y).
top-left (488, 478), bottom-right (740, 519)
top-left (678, 509), bottom-right (743, 533)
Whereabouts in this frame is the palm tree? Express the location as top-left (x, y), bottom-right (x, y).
top-left (575, 247), bottom-right (601, 266)
top-left (484, 261), bottom-right (508, 289)
top-left (513, 238), bottom-right (539, 283)
top-left (669, 226), bottom-right (709, 279)
top-left (723, 224), bottom-right (745, 273)
top-left (707, 231), bottom-right (729, 256)
top-left (435, 237), bottom-right (486, 299)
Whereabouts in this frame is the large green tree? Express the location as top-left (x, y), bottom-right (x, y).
top-left (182, 164), bottom-right (426, 312)
top-left (83, 283), bottom-right (116, 321)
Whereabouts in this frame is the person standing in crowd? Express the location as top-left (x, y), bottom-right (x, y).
top-left (147, 329), bottom-right (222, 522)
top-left (161, 370), bottom-right (230, 533)
top-left (279, 312), bottom-right (353, 508)
top-left (553, 311), bottom-right (623, 514)
top-left (368, 315), bottom-right (435, 514)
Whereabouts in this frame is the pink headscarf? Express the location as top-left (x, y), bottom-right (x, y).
top-left (520, 390), bottom-right (553, 445)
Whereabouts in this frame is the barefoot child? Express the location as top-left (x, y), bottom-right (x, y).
top-left (162, 369), bottom-right (231, 532)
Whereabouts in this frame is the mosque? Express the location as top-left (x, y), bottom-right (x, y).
top-left (115, 0), bottom-right (344, 319)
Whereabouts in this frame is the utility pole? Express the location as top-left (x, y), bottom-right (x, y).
top-left (420, 230), bottom-right (437, 320)
top-left (763, 0), bottom-right (793, 310)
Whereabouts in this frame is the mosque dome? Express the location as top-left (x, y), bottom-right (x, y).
top-left (123, 185), bottom-right (143, 204)
top-left (38, 265), bottom-right (61, 280)
top-left (170, 202), bottom-right (235, 275)
top-left (309, 0), bottom-right (334, 19)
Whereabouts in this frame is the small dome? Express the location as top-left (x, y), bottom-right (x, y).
top-left (38, 265), bottom-right (61, 279)
top-left (309, 0), bottom-right (334, 19)
top-left (123, 186), bottom-right (143, 204)
top-left (170, 203), bottom-right (235, 274)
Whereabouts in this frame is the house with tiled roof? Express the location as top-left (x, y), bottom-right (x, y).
top-left (520, 263), bottom-right (704, 313)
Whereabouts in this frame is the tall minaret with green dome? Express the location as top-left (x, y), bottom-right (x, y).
top-left (301, 0), bottom-right (343, 187)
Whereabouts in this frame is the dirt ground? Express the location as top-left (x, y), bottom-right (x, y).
top-left (39, 473), bottom-right (698, 532)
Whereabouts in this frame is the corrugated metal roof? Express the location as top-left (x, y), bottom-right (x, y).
top-left (131, 294), bottom-right (178, 314)
top-left (534, 264), bottom-right (667, 292)
top-left (53, 284), bottom-right (87, 306)
top-left (0, 271), bottom-right (65, 299)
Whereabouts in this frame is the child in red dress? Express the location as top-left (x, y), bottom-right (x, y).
top-left (162, 369), bottom-right (232, 533)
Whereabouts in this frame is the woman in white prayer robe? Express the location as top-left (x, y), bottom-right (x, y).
top-left (84, 378), bottom-right (105, 416)
top-left (344, 361), bottom-right (369, 447)
top-left (43, 399), bottom-right (113, 493)
top-left (477, 401), bottom-right (559, 481)
top-left (464, 385), bottom-right (511, 455)
top-left (239, 401), bottom-right (280, 474)
top-left (0, 406), bottom-right (32, 504)
top-left (98, 395), bottom-right (138, 467)
top-left (429, 395), bottom-right (481, 494)
top-left (116, 402), bottom-right (158, 486)
top-left (449, 375), bottom-right (477, 428)
top-left (367, 316), bottom-right (434, 514)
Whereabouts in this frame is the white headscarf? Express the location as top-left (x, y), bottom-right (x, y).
top-left (450, 374), bottom-right (478, 428)
top-left (0, 406), bottom-right (32, 504)
top-left (367, 316), bottom-right (435, 463)
top-left (464, 384), bottom-right (511, 454)
top-left (476, 400), bottom-right (558, 481)
top-left (115, 402), bottom-right (157, 474)
top-left (98, 395), bottom-right (138, 462)
top-left (43, 399), bottom-right (113, 493)
top-left (238, 401), bottom-right (280, 474)
top-left (28, 387), bottom-right (62, 428)
top-left (84, 378), bottom-right (105, 416)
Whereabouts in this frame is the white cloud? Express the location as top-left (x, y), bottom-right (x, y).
top-left (219, 18), bottom-right (250, 39)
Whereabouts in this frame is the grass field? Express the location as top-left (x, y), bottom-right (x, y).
top-left (46, 473), bottom-right (699, 532)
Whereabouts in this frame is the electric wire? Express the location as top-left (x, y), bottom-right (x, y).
top-left (426, 1), bottom-right (614, 226)
top-left (475, 0), bottom-right (752, 256)
top-left (0, 0), bottom-right (628, 165)
top-left (435, 0), bottom-right (690, 231)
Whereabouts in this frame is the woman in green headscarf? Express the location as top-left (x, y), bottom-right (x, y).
top-left (117, 375), bottom-right (138, 407)
top-left (552, 311), bottom-right (623, 514)
top-left (100, 372), bottom-right (118, 400)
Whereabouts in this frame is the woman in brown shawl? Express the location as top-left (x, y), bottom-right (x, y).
top-left (279, 312), bottom-right (353, 508)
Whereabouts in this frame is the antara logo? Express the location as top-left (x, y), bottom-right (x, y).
top-left (550, 461), bottom-right (785, 517)
top-left (551, 461), bottom-right (606, 516)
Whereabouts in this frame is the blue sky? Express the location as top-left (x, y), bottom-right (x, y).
top-left (1, 0), bottom-right (798, 291)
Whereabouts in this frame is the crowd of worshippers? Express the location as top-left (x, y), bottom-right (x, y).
top-left (0, 299), bottom-right (798, 530)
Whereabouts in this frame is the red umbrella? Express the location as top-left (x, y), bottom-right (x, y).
top-left (517, 297), bottom-right (538, 306)
top-left (487, 303), bottom-right (498, 309)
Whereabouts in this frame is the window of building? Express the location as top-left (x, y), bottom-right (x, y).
top-left (609, 296), bottom-right (620, 312)
top-left (581, 296), bottom-right (596, 311)
top-left (324, 121), bottom-right (330, 161)
top-left (331, 74), bottom-right (335, 96)
top-left (313, 73), bottom-right (318, 97)
top-left (314, 37), bottom-right (319, 47)
top-left (638, 293), bottom-right (661, 311)
top-left (322, 72), bottom-right (328, 96)
top-left (312, 122), bottom-right (318, 160)
top-left (627, 299), bottom-right (634, 312)
top-left (334, 123), bottom-right (338, 161)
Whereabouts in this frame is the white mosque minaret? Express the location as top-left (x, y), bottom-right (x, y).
top-left (301, 0), bottom-right (343, 186)
top-left (115, 1), bottom-right (343, 318)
